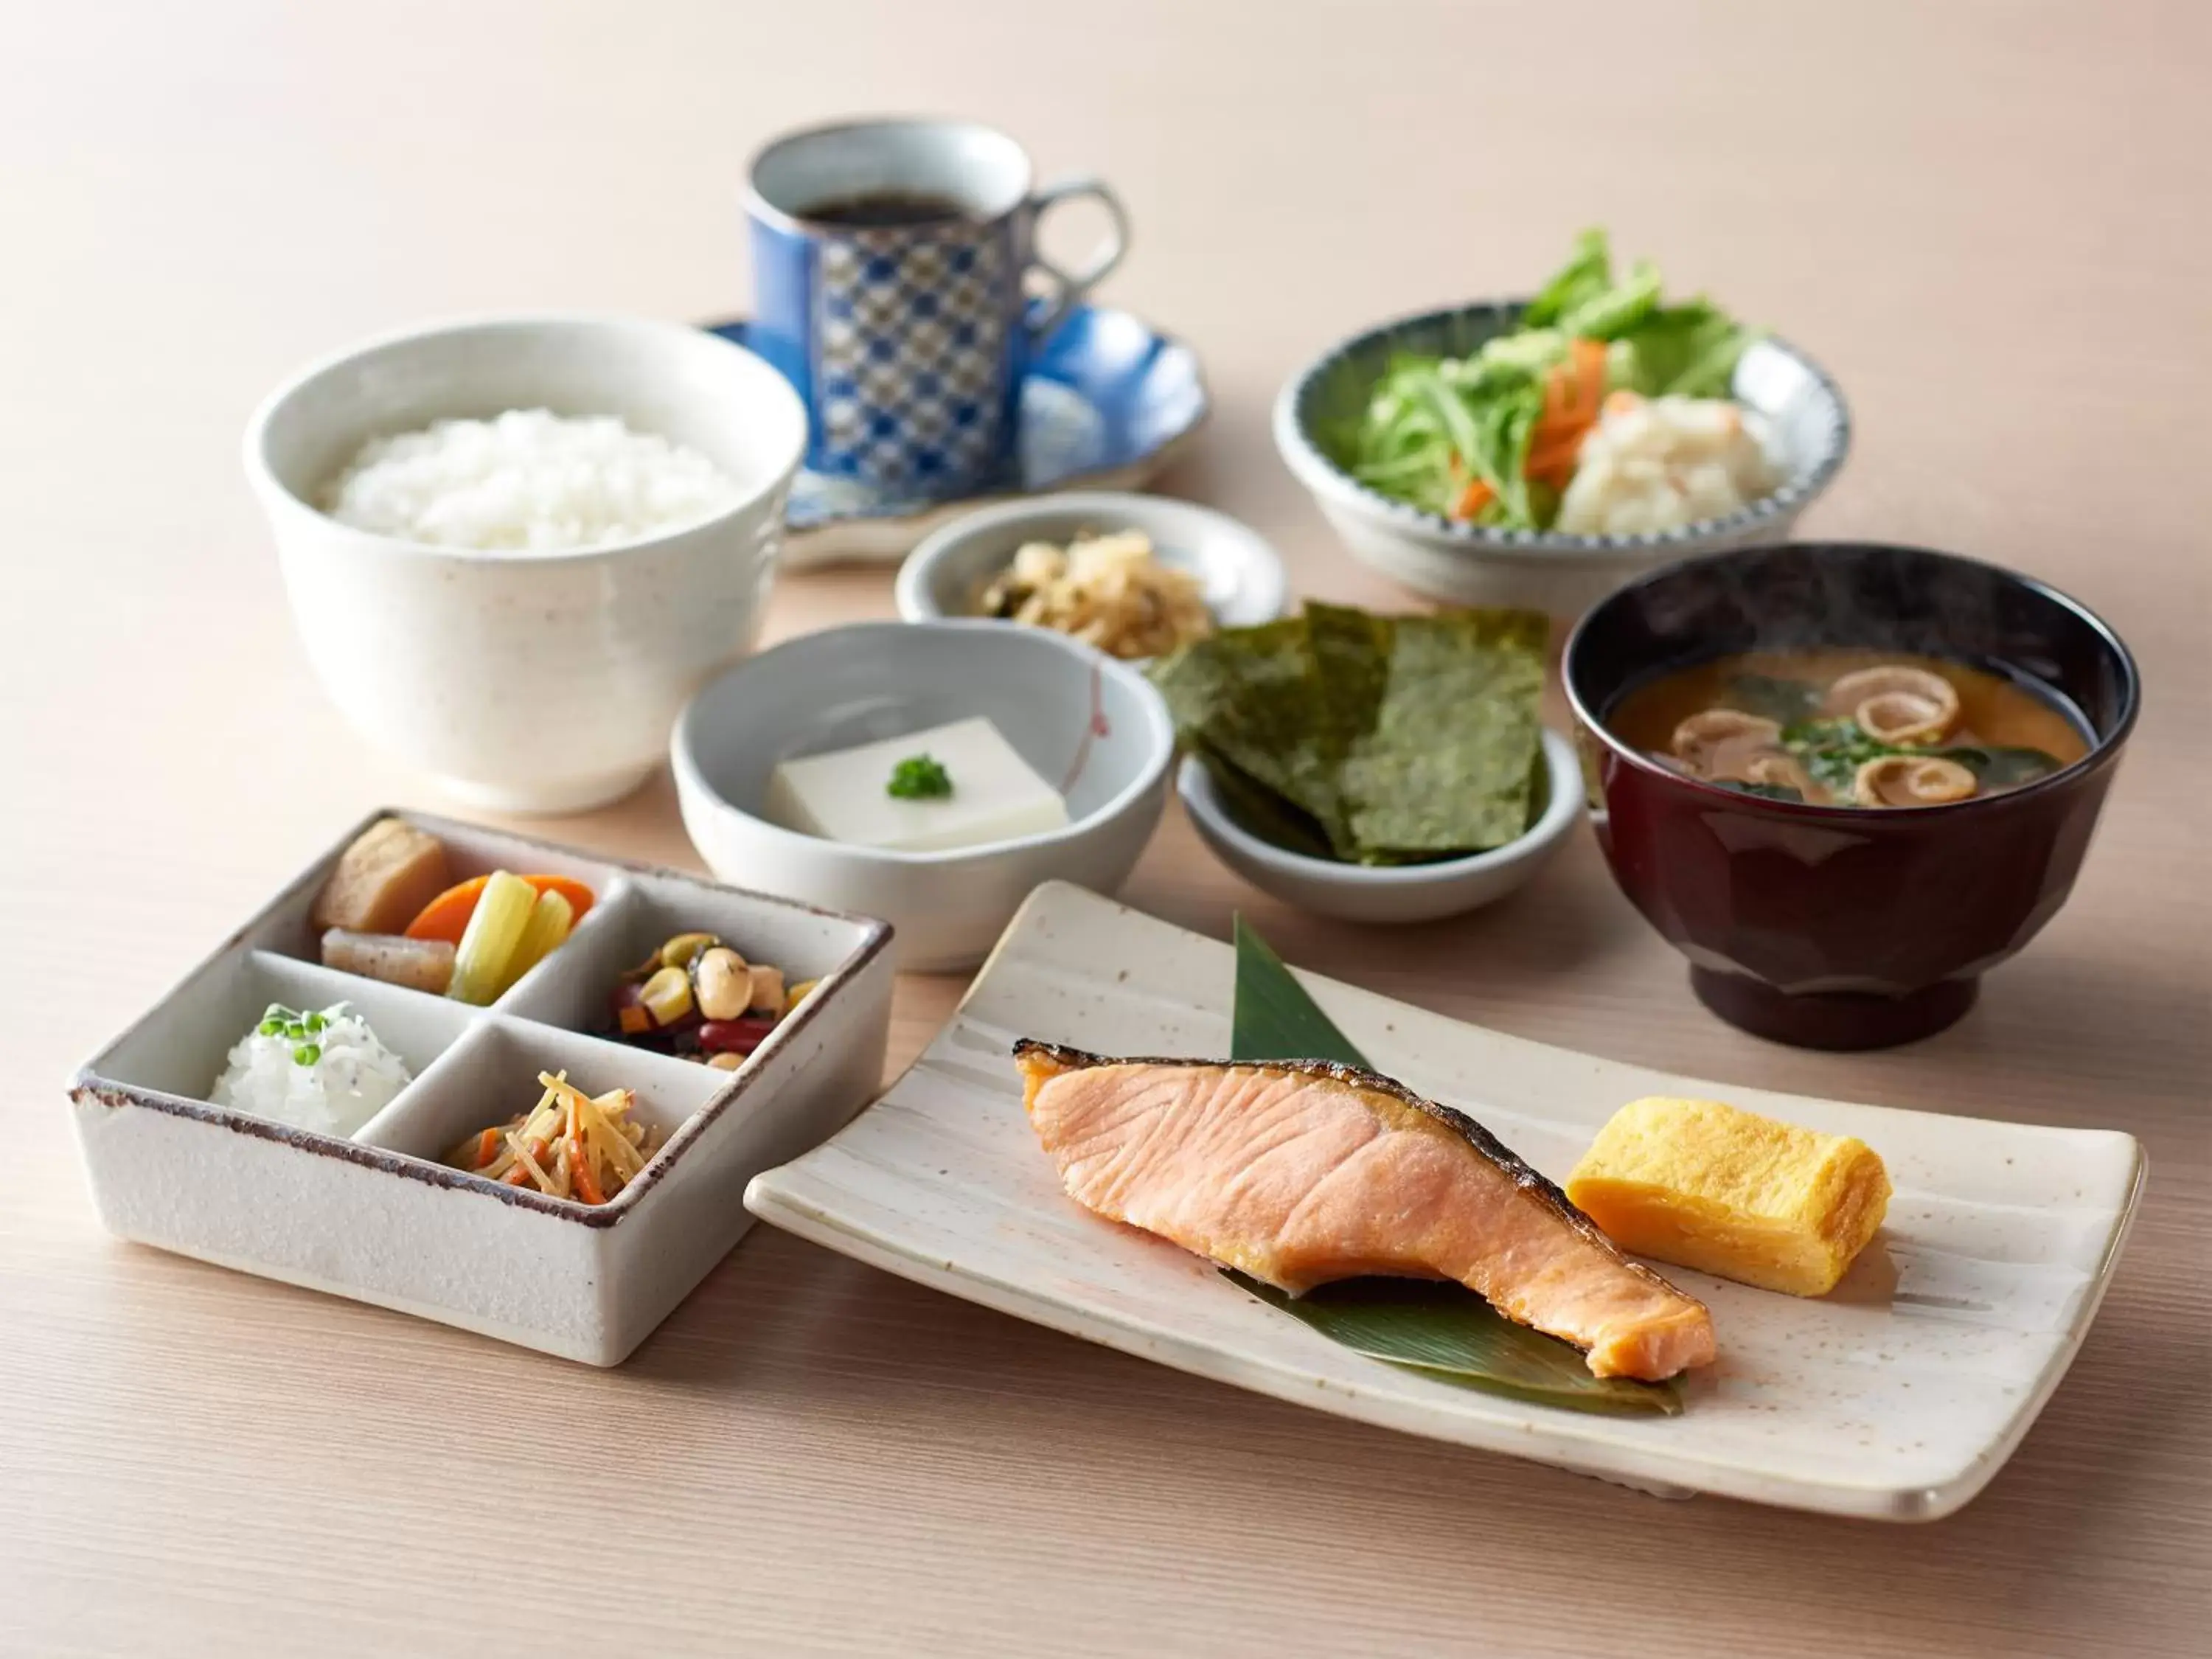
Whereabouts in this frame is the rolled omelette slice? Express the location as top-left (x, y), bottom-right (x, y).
top-left (1565, 1096), bottom-right (1891, 1297)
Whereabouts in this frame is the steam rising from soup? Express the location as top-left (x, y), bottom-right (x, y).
top-left (1607, 650), bottom-right (2090, 807)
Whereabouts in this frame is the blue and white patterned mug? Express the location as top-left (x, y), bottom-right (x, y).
top-left (745, 118), bottom-right (1129, 499)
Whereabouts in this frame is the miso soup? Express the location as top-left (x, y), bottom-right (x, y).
top-left (1607, 649), bottom-right (2090, 807)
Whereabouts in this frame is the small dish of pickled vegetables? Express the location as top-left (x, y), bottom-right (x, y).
top-left (606, 929), bottom-right (817, 1070)
top-left (310, 817), bottom-right (594, 1005)
top-left (445, 1071), bottom-right (662, 1204)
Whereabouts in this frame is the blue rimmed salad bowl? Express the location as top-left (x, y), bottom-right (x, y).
top-left (1273, 246), bottom-right (1851, 619)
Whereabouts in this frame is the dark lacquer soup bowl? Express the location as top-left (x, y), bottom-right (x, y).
top-left (1563, 542), bottom-right (2140, 1049)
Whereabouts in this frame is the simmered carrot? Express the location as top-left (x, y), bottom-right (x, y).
top-left (473, 1127), bottom-right (501, 1169)
top-left (403, 874), bottom-right (489, 941)
top-left (403, 874), bottom-right (596, 943)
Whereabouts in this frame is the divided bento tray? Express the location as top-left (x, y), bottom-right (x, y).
top-left (69, 808), bottom-right (894, 1365)
top-left (748, 882), bottom-right (2144, 1520)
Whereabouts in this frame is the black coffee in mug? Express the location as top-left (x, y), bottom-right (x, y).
top-left (804, 190), bottom-right (970, 227)
top-left (746, 117), bottom-right (1130, 495)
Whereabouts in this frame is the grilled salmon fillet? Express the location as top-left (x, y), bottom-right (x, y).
top-left (1015, 1042), bottom-right (1715, 1382)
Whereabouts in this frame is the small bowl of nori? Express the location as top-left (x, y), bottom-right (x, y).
top-left (1153, 602), bottom-right (1579, 922)
top-left (1178, 728), bottom-right (1580, 923)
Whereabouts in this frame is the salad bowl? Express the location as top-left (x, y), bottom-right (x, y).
top-left (246, 313), bottom-right (808, 813)
top-left (1274, 300), bottom-right (1850, 619)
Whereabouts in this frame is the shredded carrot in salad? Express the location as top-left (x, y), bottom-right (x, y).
top-left (1519, 337), bottom-right (1611, 493)
top-left (448, 1071), bottom-right (660, 1204)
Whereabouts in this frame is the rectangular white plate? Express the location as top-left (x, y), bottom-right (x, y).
top-left (746, 882), bottom-right (2143, 1520)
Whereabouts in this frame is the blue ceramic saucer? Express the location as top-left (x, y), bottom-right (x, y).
top-left (703, 305), bottom-right (1207, 566)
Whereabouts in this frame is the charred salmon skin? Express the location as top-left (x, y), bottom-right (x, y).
top-left (1014, 1041), bottom-right (1715, 1382)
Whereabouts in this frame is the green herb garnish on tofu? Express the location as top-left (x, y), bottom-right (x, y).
top-left (886, 754), bottom-right (953, 800)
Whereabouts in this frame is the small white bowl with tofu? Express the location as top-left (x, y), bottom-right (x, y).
top-left (671, 620), bottom-right (1176, 971)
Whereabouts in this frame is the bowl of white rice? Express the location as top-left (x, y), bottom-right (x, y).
top-left (245, 314), bottom-right (808, 813)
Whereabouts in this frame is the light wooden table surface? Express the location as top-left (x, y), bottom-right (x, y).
top-left (7, 3), bottom-right (2208, 1655)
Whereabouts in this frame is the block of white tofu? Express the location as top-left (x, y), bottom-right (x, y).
top-left (765, 716), bottom-right (1069, 853)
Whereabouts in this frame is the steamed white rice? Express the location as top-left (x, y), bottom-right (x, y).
top-left (321, 408), bottom-right (741, 552)
top-left (210, 1003), bottom-right (412, 1136)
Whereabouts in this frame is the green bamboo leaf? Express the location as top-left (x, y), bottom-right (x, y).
top-left (1225, 1273), bottom-right (1683, 1417)
top-left (1228, 917), bottom-right (1685, 1416)
top-left (1229, 915), bottom-right (1368, 1068)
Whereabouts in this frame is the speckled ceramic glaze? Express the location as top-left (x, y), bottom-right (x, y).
top-left (69, 810), bottom-right (893, 1365)
top-left (748, 882), bottom-right (2143, 1520)
top-left (1273, 299), bottom-right (1850, 617)
top-left (1565, 543), bottom-right (2141, 1049)
top-left (244, 316), bottom-right (808, 813)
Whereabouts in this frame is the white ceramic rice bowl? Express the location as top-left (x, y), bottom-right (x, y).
top-left (244, 314), bottom-right (808, 813)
